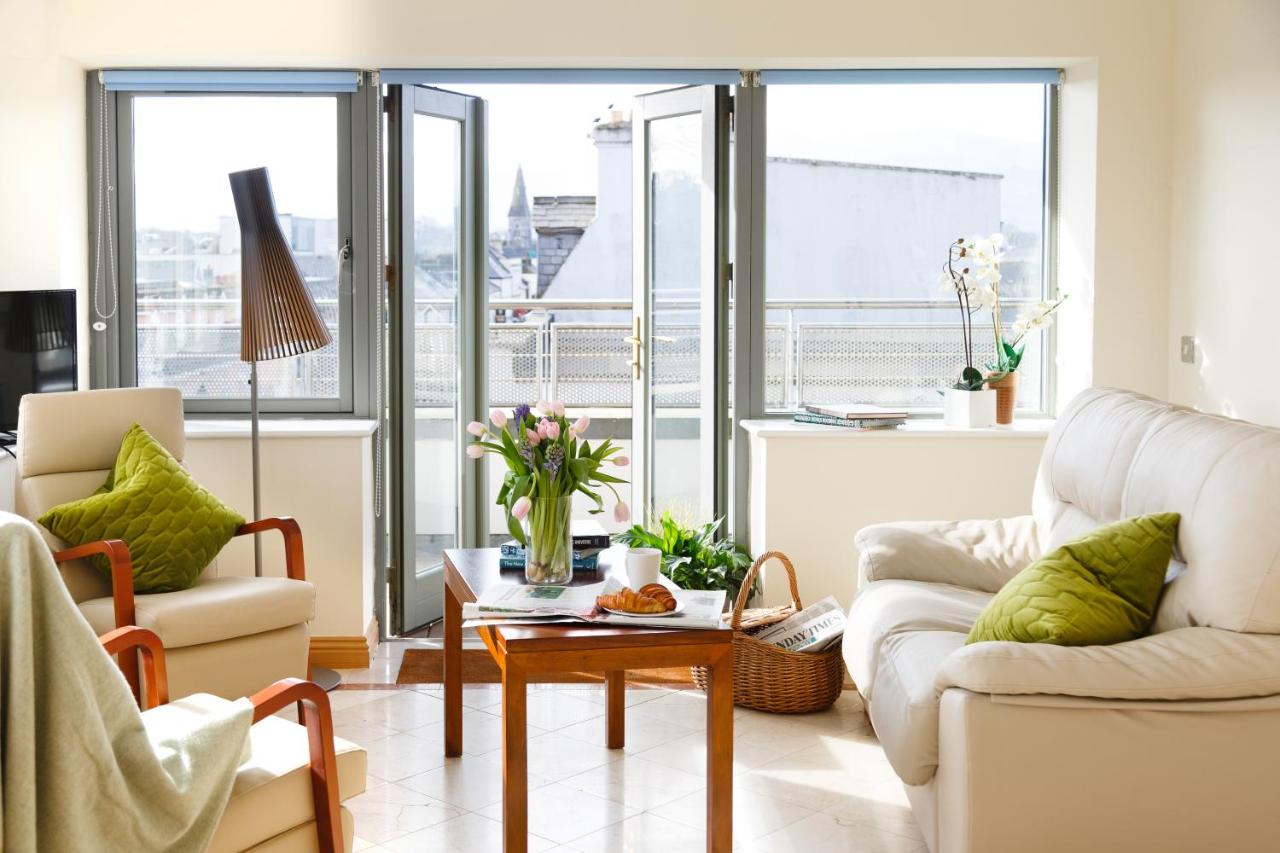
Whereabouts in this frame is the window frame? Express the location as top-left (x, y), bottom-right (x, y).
top-left (91, 83), bottom-right (373, 416)
top-left (734, 72), bottom-right (1062, 422)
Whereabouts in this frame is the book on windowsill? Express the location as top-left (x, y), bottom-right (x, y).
top-left (802, 403), bottom-right (908, 420)
top-left (792, 412), bottom-right (905, 430)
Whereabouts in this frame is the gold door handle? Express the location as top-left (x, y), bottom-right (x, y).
top-left (627, 317), bottom-right (641, 380)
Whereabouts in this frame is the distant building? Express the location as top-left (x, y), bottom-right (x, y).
top-left (536, 118), bottom-right (1013, 320)
top-left (503, 165), bottom-right (535, 262)
top-left (531, 196), bottom-right (596, 296)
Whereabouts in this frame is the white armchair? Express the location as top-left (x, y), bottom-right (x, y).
top-left (844, 388), bottom-right (1280, 853)
top-left (16, 387), bottom-right (315, 700)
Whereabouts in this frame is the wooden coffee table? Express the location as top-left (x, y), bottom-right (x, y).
top-left (442, 546), bottom-right (734, 852)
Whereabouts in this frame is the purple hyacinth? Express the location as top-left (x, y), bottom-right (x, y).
top-left (544, 444), bottom-right (565, 477)
top-left (517, 441), bottom-right (535, 466)
top-left (512, 404), bottom-right (532, 426)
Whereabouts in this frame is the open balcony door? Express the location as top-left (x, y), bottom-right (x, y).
top-left (630, 85), bottom-right (731, 527)
top-left (388, 85), bottom-right (487, 634)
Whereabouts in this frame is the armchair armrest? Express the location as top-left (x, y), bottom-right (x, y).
top-left (95, 628), bottom-right (343, 853)
top-left (249, 678), bottom-right (343, 853)
top-left (855, 515), bottom-right (1040, 594)
top-left (56, 540), bottom-right (140, 697)
top-left (937, 627), bottom-right (1280, 702)
top-left (99, 626), bottom-right (169, 710)
top-left (234, 516), bottom-right (306, 581)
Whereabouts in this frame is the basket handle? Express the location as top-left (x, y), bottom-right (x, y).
top-left (730, 551), bottom-right (803, 630)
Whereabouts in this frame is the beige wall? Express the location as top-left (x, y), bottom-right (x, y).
top-left (3, 0), bottom-right (1178, 405)
top-left (747, 425), bottom-right (1047, 607)
top-left (185, 431), bottom-right (376, 638)
top-left (1167, 0), bottom-right (1280, 427)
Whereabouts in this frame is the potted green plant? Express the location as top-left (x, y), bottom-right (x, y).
top-left (985, 297), bottom-right (1066, 424)
top-left (614, 512), bottom-right (757, 605)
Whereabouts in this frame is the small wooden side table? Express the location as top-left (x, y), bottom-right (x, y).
top-left (442, 547), bottom-right (735, 852)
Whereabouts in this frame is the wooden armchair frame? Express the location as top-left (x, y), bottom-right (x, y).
top-left (99, 626), bottom-right (343, 853)
top-left (52, 517), bottom-right (307, 699)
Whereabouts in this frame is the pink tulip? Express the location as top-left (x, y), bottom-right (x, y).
top-left (536, 419), bottom-right (551, 439)
top-left (572, 415), bottom-right (590, 435)
top-left (465, 443), bottom-right (485, 459)
top-left (612, 455), bottom-right (629, 467)
top-left (535, 399), bottom-right (552, 416)
top-left (490, 408), bottom-right (508, 428)
top-left (467, 420), bottom-right (486, 437)
top-left (512, 495), bottom-right (532, 520)
top-left (526, 428), bottom-right (541, 445)
top-left (552, 400), bottom-right (566, 416)
top-left (613, 502), bottom-right (630, 524)
top-left (545, 421), bottom-right (561, 440)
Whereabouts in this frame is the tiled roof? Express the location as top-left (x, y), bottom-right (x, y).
top-left (532, 196), bottom-right (596, 232)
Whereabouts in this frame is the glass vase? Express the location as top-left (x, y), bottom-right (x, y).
top-left (524, 495), bottom-right (573, 585)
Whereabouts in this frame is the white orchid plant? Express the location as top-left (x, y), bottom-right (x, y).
top-left (939, 233), bottom-right (1066, 388)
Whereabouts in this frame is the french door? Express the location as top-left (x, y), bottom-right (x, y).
top-left (388, 85), bottom-right (487, 634)
top-left (386, 81), bottom-right (730, 635)
top-left (630, 85), bottom-right (731, 522)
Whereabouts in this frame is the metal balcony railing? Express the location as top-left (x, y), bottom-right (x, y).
top-left (135, 296), bottom-right (1043, 409)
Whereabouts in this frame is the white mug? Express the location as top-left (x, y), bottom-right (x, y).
top-left (625, 547), bottom-right (662, 588)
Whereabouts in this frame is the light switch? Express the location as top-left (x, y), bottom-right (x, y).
top-left (1180, 336), bottom-right (1196, 364)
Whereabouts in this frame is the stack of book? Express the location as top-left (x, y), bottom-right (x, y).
top-left (498, 519), bottom-right (612, 571)
top-left (793, 403), bottom-right (907, 430)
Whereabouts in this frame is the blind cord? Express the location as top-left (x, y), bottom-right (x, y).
top-left (93, 74), bottom-right (118, 323)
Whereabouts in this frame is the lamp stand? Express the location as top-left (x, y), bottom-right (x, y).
top-left (250, 360), bottom-right (263, 577)
top-left (249, 361), bottom-right (341, 692)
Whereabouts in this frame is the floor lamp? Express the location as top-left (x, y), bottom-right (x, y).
top-left (229, 166), bottom-right (341, 692)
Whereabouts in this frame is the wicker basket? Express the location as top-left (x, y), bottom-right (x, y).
top-left (691, 551), bottom-right (845, 714)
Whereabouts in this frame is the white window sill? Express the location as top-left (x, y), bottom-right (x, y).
top-left (738, 417), bottom-right (1054, 439)
top-left (185, 418), bottom-right (379, 439)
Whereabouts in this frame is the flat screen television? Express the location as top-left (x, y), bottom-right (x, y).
top-left (0, 289), bottom-right (78, 438)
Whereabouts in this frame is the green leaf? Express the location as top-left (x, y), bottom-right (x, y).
top-left (506, 511), bottom-right (527, 547)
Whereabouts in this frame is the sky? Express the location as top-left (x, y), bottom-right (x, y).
top-left (131, 83), bottom-right (1046, 239)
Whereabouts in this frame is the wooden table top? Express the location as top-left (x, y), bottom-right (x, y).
top-left (443, 545), bottom-right (732, 648)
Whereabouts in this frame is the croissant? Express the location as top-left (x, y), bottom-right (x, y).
top-left (638, 583), bottom-right (678, 611)
top-left (597, 587), bottom-right (669, 614)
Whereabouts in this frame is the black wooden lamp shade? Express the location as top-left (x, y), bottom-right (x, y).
top-left (229, 167), bottom-right (331, 362)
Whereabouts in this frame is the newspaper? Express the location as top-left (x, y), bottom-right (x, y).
top-left (461, 577), bottom-right (727, 630)
top-left (752, 596), bottom-right (846, 653)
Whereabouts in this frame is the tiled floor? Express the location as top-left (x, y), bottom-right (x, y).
top-left (333, 641), bottom-right (925, 852)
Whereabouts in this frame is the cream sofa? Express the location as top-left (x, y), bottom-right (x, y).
top-left (844, 388), bottom-right (1280, 853)
top-left (17, 387), bottom-right (315, 700)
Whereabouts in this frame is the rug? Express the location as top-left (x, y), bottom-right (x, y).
top-left (395, 648), bottom-right (697, 686)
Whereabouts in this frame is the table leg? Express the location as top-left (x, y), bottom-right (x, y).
top-left (605, 670), bottom-right (625, 749)
top-left (706, 648), bottom-right (734, 853)
top-left (444, 581), bottom-right (463, 757)
top-left (502, 659), bottom-right (529, 853)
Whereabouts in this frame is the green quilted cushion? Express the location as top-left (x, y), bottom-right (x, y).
top-left (967, 513), bottom-right (1180, 646)
top-left (39, 423), bottom-right (244, 593)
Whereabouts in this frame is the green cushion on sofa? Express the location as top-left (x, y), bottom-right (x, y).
top-left (966, 513), bottom-right (1180, 646)
top-left (39, 423), bottom-right (244, 593)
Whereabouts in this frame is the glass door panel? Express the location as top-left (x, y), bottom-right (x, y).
top-left (390, 85), bottom-right (481, 634)
top-left (632, 86), bottom-right (729, 525)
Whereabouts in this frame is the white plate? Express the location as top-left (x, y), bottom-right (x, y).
top-left (602, 600), bottom-right (685, 618)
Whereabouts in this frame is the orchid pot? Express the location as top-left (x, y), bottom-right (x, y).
top-left (943, 387), bottom-right (997, 428)
top-left (986, 372), bottom-right (1018, 425)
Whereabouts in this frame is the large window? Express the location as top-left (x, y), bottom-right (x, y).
top-left (105, 90), bottom-right (358, 412)
top-left (763, 81), bottom-right (1054, 411)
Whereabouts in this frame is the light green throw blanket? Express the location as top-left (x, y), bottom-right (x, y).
top-left (0, 512), bottom-right (252, 852)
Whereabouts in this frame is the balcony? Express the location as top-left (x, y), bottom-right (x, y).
top-left (136, 297), bottom-right (1044, 411)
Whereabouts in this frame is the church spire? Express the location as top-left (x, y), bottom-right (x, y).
top-left (508, 165), bottom-right (530, 218)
